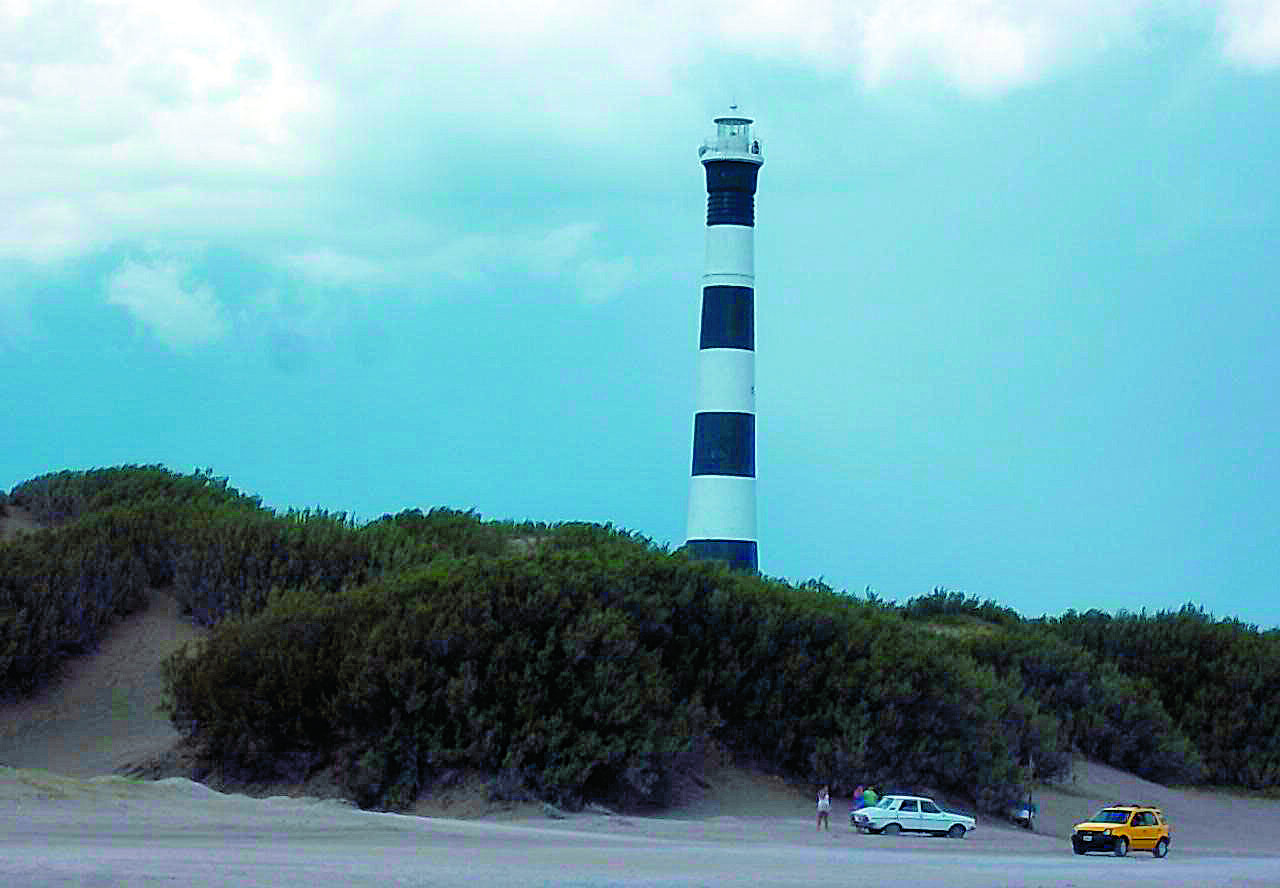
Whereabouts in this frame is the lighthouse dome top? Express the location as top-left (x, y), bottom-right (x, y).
top-left (699, 113), bottom-right (763, 166)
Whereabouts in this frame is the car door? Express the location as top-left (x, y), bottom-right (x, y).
top-left (895, 798), bottom-right (921, 832)
top-left (1129, 811), bottom-right (1157, 850)
top-left (919, 799), bottom-right (947, 833)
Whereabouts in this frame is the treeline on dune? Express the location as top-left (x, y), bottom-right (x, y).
top-left (2, 466), bottom-right (1278, 813)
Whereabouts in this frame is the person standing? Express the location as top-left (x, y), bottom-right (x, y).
top-left (817, 785), bottom-right (831, 831)
top-left (850, 784), bottom-right (865, 829)
top-left (863, 785), bottom-right (879, 809)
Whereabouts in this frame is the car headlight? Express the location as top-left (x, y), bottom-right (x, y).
top-left (1103, 829), bottom-right (1111, 836)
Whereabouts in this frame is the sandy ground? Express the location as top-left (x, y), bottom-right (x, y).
top-left (3, 509), bottom-right (1279, 886)
top-left (5, 771), bottom-right (1280, 888)
top-left (0, 586), bottom-right (203, 776)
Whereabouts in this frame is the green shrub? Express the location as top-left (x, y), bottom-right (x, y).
top-left (1045, 606), bottom-right (1279, 787)
top-left (163, 538), bottom-right (1066, 813)
top-left (13, 461), bottom-right (1270, 816)
top-left (8, 465), bottom-right (259, 526)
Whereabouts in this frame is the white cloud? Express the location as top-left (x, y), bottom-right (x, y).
top-left (527, 223), bottom-right (599, 275)
top-left (0, 0), bottom-right (331, 263)
top-left (284, 249), bottom-right (385, 287)
top-left (363, 221), bottom-right (630, 304)
top-left (506, 222), bottom-right (634, 304)
top-left (232, 286), bottom-right (357, 371)
top-left (577, 255), bottom-right (635, 305)
top-left (417, 233), bottom-right (507, 284)
top-left (713, 1), bottom-right (1280, 88)
top-left (857, 3), bottom-right (1055, 93)
top-left (0, 200), bottom-right (95, 263)
top-left (719, 0), bottom-right (1153, 95)
top-left (5, 0), bottom-right (1279, 319)
top-left (106, 256), bottom-right (228, 348)
top-left (1217, 0), bottom-right (1280, 68)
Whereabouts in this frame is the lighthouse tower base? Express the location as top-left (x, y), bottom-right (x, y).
top-left (686, 539), bottom-right (758, 572)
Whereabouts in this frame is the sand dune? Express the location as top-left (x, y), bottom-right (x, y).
top-left (3, 508), bottom-right (1279, 885)
top-left (0, 586), bottom-right (202, 777)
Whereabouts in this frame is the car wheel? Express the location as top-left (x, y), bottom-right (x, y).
top-left (1153, 838), bottom-right (1169, 858)
top-left (1114, 837), bottom-right (1129, 857)
top-left (883, 824), bottom-right (901, 836)
top-left (948, 824), bottom-right (966, 839)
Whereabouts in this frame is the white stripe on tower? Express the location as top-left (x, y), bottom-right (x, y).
top-left (686, 111), bottom-right (763, 572)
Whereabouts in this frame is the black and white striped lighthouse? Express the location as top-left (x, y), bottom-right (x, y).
top-left (686, 111), bottom-right (763, 572)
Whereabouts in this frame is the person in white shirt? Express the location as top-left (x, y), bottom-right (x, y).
top-left (817, 786), bottom-right (831, 831)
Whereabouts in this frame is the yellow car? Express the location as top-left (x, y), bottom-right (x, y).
top-left (1071, 804), bottom-right (1171, 858)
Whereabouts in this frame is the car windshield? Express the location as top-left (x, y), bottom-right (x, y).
top-left (1092, 809), bottom-right (1131, 824)
top-left (875, 797), bottom-right (894, 808)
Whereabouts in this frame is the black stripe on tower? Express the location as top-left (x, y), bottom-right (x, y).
top-left (705, 160), bottom-right (760, 227)
top-left (691, 412), bottom-right (755, 477)
top-left (686, 539), bottom-right (758, 570)
top-left (700, 285), bottom-right (754, 350)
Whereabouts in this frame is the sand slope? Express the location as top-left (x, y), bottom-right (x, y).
top-left (0, 585), bottom-right (203, 776)
top-left (2, 500), bottom-right (204, 773)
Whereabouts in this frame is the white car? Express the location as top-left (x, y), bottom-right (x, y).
top-left (852, 794), bottom-right (977, 838)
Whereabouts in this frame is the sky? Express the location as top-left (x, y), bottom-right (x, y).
top-left (2, 1), bottom-right (1278, 629)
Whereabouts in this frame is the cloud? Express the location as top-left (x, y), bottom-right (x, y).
top-left (577, 256), bottom-right (636, 305)
top-left (719, 0), bottom-right (1154, 95)
top-left (0, 200), bottom-right (95, 263)
top-left (0, 0), bottom-right (331, 263)
top-left (106, 256), bottom-right (229, 349)
top-left (421, 222), bottom-right (632, 304)
top-left (527, 223), bottom-right (599, 275)
top-left (716, 2), bottom-right (1280, 88)
top-left (330, 221), bottom-right (629, 303)
top-left (221, 285), bottom-right (359, 372)
top-left (855, 3), bottom-right (1061, 93)
top-left (5, 0), bottom-right (1278, 315)
top-left (1217, 0), bottom-right (1280, 68)
top-left (283, 250), bottom-right (386, 287)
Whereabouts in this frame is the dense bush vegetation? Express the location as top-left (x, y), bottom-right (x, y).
top-left (2, 467), bottom-right (274, 696)
top-left (1042, 606), bottom-right (1280, 788)
top-left (164, 545), bottom-right (1053, 812)
top-left (900, 590), bottom-right (1204, 785)
top-left (1, 466), bottom-right (532, 695)
top-left (1, 509), bottom-right (151, 697)
top-left (8, 465), bottom-right (262, 526)
top-left (5, 466), bottom-right (1280, 814)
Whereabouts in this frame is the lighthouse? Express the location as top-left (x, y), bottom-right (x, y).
top-left (686, 111), bottom-right (763, 572)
